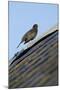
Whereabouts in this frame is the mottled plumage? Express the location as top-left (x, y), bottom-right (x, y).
top-left (17, 24), bottom-right (38, 48)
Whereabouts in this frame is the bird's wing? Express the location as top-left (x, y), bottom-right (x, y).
top-left (17, 29), bottom-right (35, 48)
top-left (21, 29), bottom-right (32, 41)
top-left (21, 28), bottom-right (37, 43)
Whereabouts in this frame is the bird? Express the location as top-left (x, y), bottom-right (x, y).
top-left (17, 24), bottom-right (38, 48)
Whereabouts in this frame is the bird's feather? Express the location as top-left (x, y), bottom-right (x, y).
top-left (17, 41), bottom-right (22, 48)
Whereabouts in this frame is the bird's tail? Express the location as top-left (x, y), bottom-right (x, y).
top-left (17, 41), bottom-right (22, 48)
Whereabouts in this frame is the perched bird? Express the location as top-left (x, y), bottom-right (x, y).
top-left (17, 24), bottom-right (38, 48)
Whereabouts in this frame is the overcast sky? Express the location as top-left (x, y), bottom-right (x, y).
top-left (9, 2), bottom-right (58, 59)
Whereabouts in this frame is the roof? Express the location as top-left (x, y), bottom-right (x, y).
top-left (9, 26), bottom-right (58, 88)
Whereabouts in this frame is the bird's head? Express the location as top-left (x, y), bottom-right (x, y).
top-left (33, 24), bottom-right (38, 29)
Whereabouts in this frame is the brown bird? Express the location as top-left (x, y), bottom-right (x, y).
top-left (17, 24), bottom-right (38, 48)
